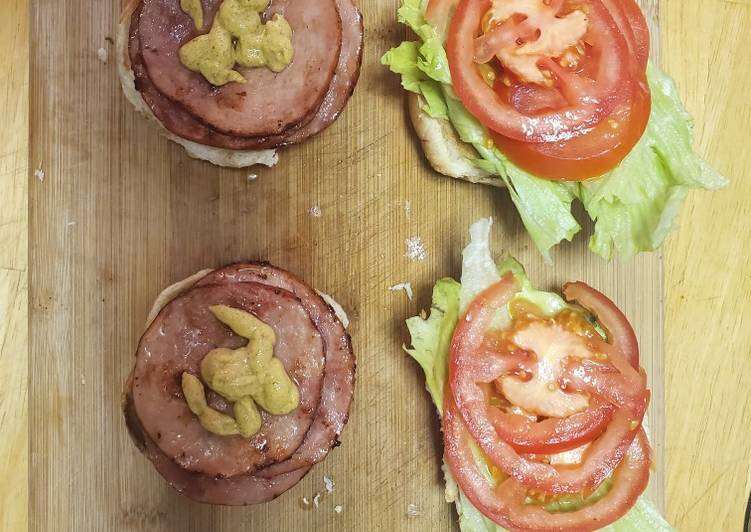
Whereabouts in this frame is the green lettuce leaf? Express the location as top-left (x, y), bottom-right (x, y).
top-left (578, 64), bottom-right (729, 259)
top-left (600, 498), bottom-right (675, 532)
top-left (404, 219), bottom-right (676, 531)
top-left (392, 0), bottom-right (451, 82)
top-left (382, 42), bottom-right (449, 119)
top-left (381, 41), bottom-right (424, 93)
top-left (382, 1), bottom-right (728, 260)
top-left (395, 0), bottom-right (431, 40)
top-left (405, 277), bottom-right (461, 409)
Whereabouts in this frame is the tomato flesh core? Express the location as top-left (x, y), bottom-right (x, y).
top-left (499, 321), bottom-right (593, 418)
top-left (479, 305), bottom-right (619, 455)
top-left (474, 0), bottom-right (590, 86)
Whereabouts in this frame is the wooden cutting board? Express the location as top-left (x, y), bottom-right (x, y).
top-left (29, 1), bottom-right (663, 530)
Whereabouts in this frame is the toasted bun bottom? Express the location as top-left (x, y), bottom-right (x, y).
top-left (117, 0), bottom-right (278, 169)
top-left (408, 92), bottom-right (506, 188)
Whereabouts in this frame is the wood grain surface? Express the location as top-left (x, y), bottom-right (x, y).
top-left (0, 0), bottom-right (746, 531)
top-left (0, 1), bottom-right (28, 531)
top-left (661, 2), bottom-right (751, 530)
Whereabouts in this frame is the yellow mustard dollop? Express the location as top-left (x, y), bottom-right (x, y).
top-left (181, 373), bottom-right (242, 436)
top-left (180, 0), bottom-right (204, 29)
top-left (181, 305), bottom-right (300, 439)
top-left (178, 0), bottom-right (294, 87)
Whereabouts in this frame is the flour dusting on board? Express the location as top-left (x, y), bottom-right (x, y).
top-left (34, 164), bottom-right (45, 182)
top-left (405, 237), bottom-right (427, 261)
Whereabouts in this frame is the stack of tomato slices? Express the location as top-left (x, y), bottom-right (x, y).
top-left (429, 0), bottom-right (652, 180)
top-left (444, 275), bottom-right (652, 531)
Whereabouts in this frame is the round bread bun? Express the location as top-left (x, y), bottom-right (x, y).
top-left (117, 0), bottom-right (279, 169)
top-left (408, 92), bottom-right (505, 188)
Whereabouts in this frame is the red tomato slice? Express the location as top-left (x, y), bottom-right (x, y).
top-left (449, 277), bottom-right (649, 493)
top-left (447, 0), bottom-right (633, 142)
top-left (495, 79), bottom-right (569, 116)
top-left (562, 357), bottom-right (649, 417)
top-left (601, 0), bottom-right (650, 72)
top-left (444, 399), bottom-right (651, 532)
top-left (488, 397), bottom-right (615, 455)
top-left (491, 79), bottom-right (651, 180)
top-left (562, 282), bottom-right (640, 369)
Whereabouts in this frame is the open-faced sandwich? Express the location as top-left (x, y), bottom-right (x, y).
top-left (405, 219), bottom-right (673, 531)
top-left (118, 0), bottom-right (363, 168)
top-left (383, 0), bottom-right (727, 260)
top-left (123, 262), bottom-right (354, 504)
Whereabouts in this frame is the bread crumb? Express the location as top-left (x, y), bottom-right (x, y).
top-left (67, 221), bottom-right (76, 227)
top-left (247, 173), bottom-right (258, 181)
top-left (96, 46), bottom-right (108, 63)
top-left (323, 475), bottom-right (334, 493)
top-left (80, 374), bottom-right (86, 385)
top-left (313, 492), bottom-right (321, 508)
top-left (34, 164), bottom-right (45, 182)
top-left (302, 496), bottom-right (310, 506)
top-left (405, 236), bottom-right (427, 261)
top-left (334, 504), bottom-right (343, 514)
top-left (389, 282), bottom-right (413, 301)
top-left (404, 199), bottom-right (411, 217)
top-left (310, 205), bottom-right (322, 218)
top-left (407, 503), bottom-right (420, 517)
top-left (317, 291), bottom-right (350, 329)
